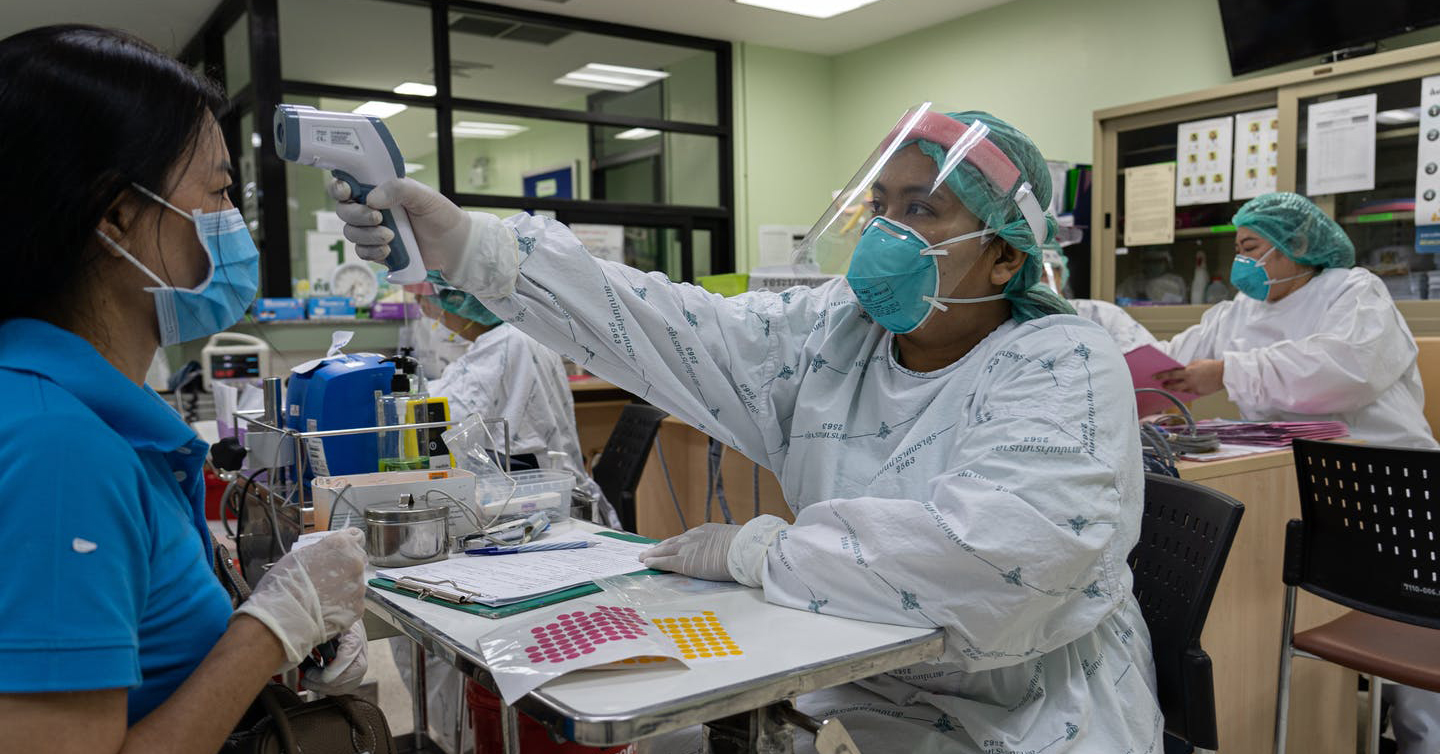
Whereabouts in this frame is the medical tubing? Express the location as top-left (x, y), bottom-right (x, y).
top-left (653, 435), bottom-right (688, 530)
top-left (1135, 388), bottom-right (1220, 454)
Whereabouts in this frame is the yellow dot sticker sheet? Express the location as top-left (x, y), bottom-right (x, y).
top-left (648, 610), bottom-right (743, 663)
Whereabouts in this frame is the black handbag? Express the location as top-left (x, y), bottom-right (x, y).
top-left (212, 535), bottom-right (396, 754)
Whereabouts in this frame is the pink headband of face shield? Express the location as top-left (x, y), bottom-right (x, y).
top-left (885, 111), bottom-right (1049, 245)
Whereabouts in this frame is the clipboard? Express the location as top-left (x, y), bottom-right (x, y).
top-left (368, 530), bottom-right (662, 619)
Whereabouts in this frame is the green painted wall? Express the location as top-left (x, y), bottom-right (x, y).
top-left (732, 43), bottom-right (835, 271)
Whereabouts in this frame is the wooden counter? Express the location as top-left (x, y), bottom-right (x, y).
top-left (1177, 450), bottom-right (1355, 754)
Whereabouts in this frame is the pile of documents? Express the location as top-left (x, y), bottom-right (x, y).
top-left (1193, 419), bottom-right (1349, 447)
top-left (377, 531), bottom-right (652, 607)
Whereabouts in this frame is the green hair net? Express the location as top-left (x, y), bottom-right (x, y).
top-left (424, 270), bottom-right (502, 327)
top-left (1231, 192), bottom-right (1355, 269)
top-left (913, 111), bottom-right (1072, 322)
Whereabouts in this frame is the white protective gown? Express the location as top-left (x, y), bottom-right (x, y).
top-left (1159, 267), bottom-right (1437, 449)
top-left (470, 213), bottom-right (1162, 753)
top-left (1068, 299), bottom-right (1158, 354)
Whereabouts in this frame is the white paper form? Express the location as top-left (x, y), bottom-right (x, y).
top-left (1418, 76), bottom-right (1440, 228)
top-left (1306, 94), bottom-right (1377, 195)
top-left (1124, 162), bottom-right (1176, 246)
top-left (1233, 108), bottom-right (1280, 201)
top-left (378, 531), bottom-right (653, 606)
top-left (570, 224), bottom-right (625, 264)
top-left (1176, 117), bottom-right (1234, 206)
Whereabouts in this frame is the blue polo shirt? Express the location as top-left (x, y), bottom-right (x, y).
top-left (0, 319), bottom-right (231, 724)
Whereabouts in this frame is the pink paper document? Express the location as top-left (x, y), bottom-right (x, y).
top-left (1124, 345), bottom-right (1198, 416)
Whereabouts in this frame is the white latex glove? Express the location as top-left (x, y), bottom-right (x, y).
top-left (233, 528), bottom-right (367, 669)
top-left (302, 621), bottom-right (368, 696)
top-left (329, 177), bottom-right (519, 299)
top-left (640, 523), bottom-right (743, 582)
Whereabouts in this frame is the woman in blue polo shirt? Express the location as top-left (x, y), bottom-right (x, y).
top-left (0, 26), bottom-right (368, 752)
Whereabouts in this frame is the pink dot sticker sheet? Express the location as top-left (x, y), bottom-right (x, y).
top-left (478, 603), bottom-right (689, 703)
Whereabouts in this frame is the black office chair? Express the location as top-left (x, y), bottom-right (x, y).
top-left (1129, 472), bottom-right (1246, 753)
top-left (590, 402), bottom-right (668, 532)
top-left (1275, 439), bottom-right (1440, 754)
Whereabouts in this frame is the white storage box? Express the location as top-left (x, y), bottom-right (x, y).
top-left (313, 468), bottom-right (477, 535)
top-left (477, 469), bottom-right (576, 523)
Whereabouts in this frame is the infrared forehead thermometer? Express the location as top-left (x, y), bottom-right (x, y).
top-left (273, 104), bottom-right (425, 284)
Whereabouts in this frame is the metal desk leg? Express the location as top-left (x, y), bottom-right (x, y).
top-left (411, 642), bottom-right (429, 752)
top-left (704, 704), bottom-right (793, 754)
top-left (500, 700), bottom-right (521, 754)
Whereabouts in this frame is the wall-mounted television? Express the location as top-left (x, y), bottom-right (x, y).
top-left (1218, 0), bottom-right (1440, 76)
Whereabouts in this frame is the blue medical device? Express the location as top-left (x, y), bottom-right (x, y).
top-left (286, 354), bottom-right (395, 481)
top-left (273, 104), bottom-right (426, 285)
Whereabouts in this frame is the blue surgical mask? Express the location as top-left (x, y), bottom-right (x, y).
top-left (1229, 246), bottom-right (1312, 302)
top-left (845, 216), bottom-right (1002, 334)
top-left (95, 184), bottom-right (260, 346)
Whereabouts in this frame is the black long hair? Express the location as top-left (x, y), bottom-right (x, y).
top-left (0, 25), bottom-right (226, 325)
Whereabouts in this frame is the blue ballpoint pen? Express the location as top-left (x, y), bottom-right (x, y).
top-left (465, 541), bottom-right (596, 556)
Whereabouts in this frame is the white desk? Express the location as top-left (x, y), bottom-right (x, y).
top-left (364, 523), bottom-right (943, 751)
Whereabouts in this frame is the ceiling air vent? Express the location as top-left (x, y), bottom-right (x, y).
top-left (450, 15), bottom-right (572, 46)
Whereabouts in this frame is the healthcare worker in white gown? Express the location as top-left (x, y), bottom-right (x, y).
top-left (333, 107), bottom-right (1162, 753)
top-left (1154, 191), bottom-right (1439, 753)
top-left (1041, 244), bottom-right (1158, 353)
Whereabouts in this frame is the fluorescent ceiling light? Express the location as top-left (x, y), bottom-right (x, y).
top-left (734, 0), bottom-right (879, 19)
top-left (1376, 108), bottom-right (1420, 125)
top-left (452, 120), bottom-right (528, 138)
top-left (404, 162), bottom-right (426, 174)
top-left (555, 63), bottom-right (669, 92)
top-left (393, 81), bottom-right (437, 97)
top-left (615, 127), bottom-right (661, 140)
top-left (250, 132), bottom-right (262, 148)
top-left (352, 101), bottom-right (407, 118)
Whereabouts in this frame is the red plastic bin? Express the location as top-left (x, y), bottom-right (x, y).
top-left (467, 681), bottom-right (633, 754)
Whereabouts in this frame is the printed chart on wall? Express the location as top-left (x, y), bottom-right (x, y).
top-left (1176, 117), bottom-right (1233, 205)
top-left (1306, 94), bottom-right (1377, 195)
top-left (1124, 162), bottom-right (1176, 246)
top-left (1419, 75), bottom-right (1440, 254)
top-left (1233, 108), bottom-right (1280, 201)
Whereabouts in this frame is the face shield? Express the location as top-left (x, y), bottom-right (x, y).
top-left (793, 103), bottom-right (1051, 277)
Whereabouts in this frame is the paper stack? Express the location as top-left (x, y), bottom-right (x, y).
top-left (1193, 419), bottom-right (1349, 447)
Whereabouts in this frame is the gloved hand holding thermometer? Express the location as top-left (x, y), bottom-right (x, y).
top-left (273, 104), bottom-right (427, 284)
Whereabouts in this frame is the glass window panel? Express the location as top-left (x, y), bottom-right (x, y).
top-left (451, 112), bottom-right (589, 199)
top-left (693, 229), bottom-right (713, 278)
top-left (223, 13), bottom-right (250, 95)
top-left (1298, 79), bottom-right (1431, 300)
top-left (589, 125), bottom-right (720, 206)
top-left (284, 95), bottom-right (436, 297)
top-left (280, 0), bottom-right (433, 91)
top-left (448, 8), bottom-right (717, 125)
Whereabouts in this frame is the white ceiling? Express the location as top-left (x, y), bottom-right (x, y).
top-left (479, 0), bottom-right (1018, 55)
top-left (0, 0), bottom-right (222, 53)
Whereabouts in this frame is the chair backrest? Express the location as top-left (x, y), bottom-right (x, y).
top-left (590, 402), bottom-right (668, 532)
top-left (1289, 439), bottom-right (1440, 630)
top-left (1129, 472), bottom-right (1246, 751)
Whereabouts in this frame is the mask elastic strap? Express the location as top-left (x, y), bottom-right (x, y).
top-left (131, 183), bottom-right (196, 223)
top-left (1266, 269), bottom-right (1315, 286)
top-left (922, 293), bottom-right (1007, 312)
top-left (920, 228), bottom-right (994, 256)
top-left (93, 230), bottom-right (170, 288)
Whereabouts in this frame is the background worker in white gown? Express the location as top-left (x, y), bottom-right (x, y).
top-left (333, 106), bottom-right (1161, 753)
top-left (1041, 243), bottom-right (1158, 352)
top-left (393, 271), bottom-right (616, 753)
top-left (1154, 191), bottom-right (1439, 753)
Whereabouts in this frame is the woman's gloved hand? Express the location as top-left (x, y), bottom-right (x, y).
top-left (639, 523), bottom-right (743, 582)
top-left (329, 177), bottom-right (519, 298)
top-left (233, 528), bottom-right (367, 669)
top-left (302, 622), bottom-right (368, 696)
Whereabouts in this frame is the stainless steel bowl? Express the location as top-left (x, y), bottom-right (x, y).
top-left (365, 497), bottom-right (449, 567)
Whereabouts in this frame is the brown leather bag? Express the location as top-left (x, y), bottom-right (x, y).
top-left (212, 536), bottom-right (396, 754)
